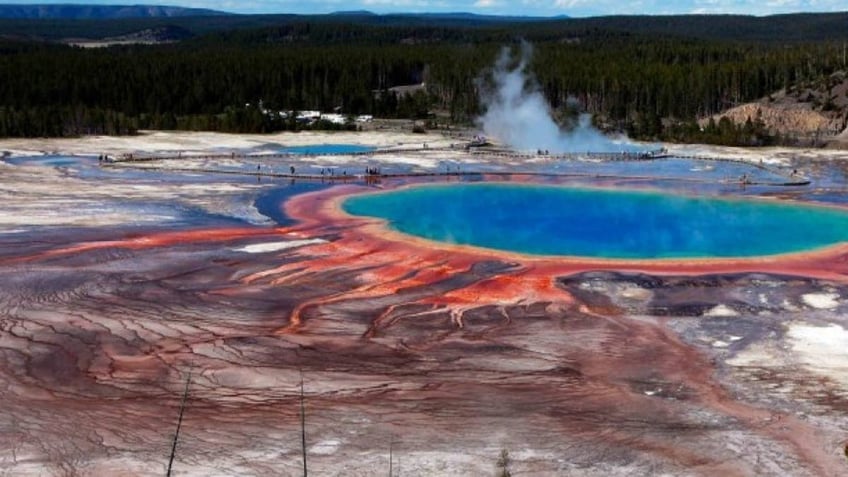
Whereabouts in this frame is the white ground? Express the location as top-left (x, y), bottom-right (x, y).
top-left (0, 130), bottom-right (456, 158)
top-left (787, 323), bottom-right (848, 389)
top-left (233, 239), bottom-right (328, 254)
top-left (2, 129), bottom-right (848, 200)
top-left (800, 292), bottom-right (841, 310)
top-left (3, 130), bottom-right (848, 168)
top-left (0, 161), bottom-right (267, 228)
top-left (727, 321), bottom-right (848, 397)
top-left (664, 143), bottom-right (848, 167)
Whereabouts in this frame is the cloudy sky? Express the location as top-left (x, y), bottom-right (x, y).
top-left (6, 0), bottom-right (848, 16)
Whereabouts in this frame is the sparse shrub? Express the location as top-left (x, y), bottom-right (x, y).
top-left (496, 448), bottom-right (512, 477)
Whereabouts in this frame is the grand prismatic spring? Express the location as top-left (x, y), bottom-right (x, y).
top-left (342, 183), bottom-right (848, 259)
top-left (1, 130), bottom-right (848, 476)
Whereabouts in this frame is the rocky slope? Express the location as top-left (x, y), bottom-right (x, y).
top-left (703, 71), bottom-right (848, 146)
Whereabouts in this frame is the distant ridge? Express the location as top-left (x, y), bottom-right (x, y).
top-left (368, 11), bottom-right (569, 22)
top-left (1, 9), bottom-right (847, 43)
top-left (395, 11), bottom-right (569, 20)
top-left (0, 4), bottom-right (230, 19)
top-left (0, 5), bottom-right (571, 22)
top-left (329, 10), bottom-right (378, 16)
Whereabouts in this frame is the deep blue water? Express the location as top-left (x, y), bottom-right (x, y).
top-left (342, 183), bottom-right (848, 258)
top-left (254, 183), bottom-right (331, 225)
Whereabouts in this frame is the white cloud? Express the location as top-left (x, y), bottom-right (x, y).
top-left (554, 0), bottom-right (587, 7)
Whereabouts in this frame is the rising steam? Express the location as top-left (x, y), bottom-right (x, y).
top-left (476, 43), bottom-right (641, 153)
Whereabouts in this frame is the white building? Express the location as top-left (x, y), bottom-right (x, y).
top-left (320, 113), bottom-right (347, 125)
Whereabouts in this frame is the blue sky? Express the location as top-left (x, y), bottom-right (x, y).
top-left (6, 0), bottom-right (848, 16)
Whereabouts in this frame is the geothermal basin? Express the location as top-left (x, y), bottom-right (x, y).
top-left (1, 131), bottom-right (848, 476)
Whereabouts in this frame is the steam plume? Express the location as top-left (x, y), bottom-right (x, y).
top-left (477, 43), bottom-right (641, 153)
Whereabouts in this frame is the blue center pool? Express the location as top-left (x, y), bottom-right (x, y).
top-left (342, 183), bottom-right (848, 258)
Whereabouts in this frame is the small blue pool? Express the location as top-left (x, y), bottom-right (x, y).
top-left (5, 155), bottom-right (97, 167)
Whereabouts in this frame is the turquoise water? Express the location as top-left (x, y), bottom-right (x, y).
top-left (342, 183), bottom-right (848, 258)
top-left (6, 155), bottom-right (96, 167)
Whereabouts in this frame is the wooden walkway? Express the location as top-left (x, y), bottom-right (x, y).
top-left (102, 163), bottom-right (810, 187)
top-left (107, 146), bottom-right (454, 164)
top-left (101, 145), bottom-right (809, 187)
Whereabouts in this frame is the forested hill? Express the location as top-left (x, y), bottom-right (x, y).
top-left (2, 10), bottom-right (848, 143)
top-left (559, 12), bottom-right (848, 43)
top-left (0, 4), bottom-right (228, 19)
top-left (2, 11), bottom-right (848, 43)
top-left (0, 11), bottom-right (569, 42)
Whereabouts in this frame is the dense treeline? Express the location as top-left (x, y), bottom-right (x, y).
top-left (0, 20), bottom-right (846, 142)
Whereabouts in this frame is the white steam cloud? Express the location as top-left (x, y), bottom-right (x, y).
top-left (477, 43), bottom-right (642, 154)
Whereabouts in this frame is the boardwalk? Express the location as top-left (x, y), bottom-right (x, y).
top-left (108, 146), bottom-right (454, 164)
top-left (103, 146), bottom-right (810, 187)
